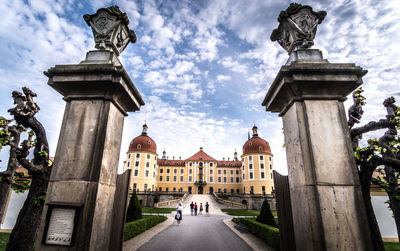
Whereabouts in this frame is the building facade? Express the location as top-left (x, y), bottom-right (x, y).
top-left (123, 123), bottom-right (274, 195)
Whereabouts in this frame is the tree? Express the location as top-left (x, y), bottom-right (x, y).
top-left (0, 87), bottom-right (52, 251)
top-left (256, 199), bottom-right (276, 227)
top-left (348, 88), bottom-right (400, 250)
top-left (126, 190), bottom-right (142, 222)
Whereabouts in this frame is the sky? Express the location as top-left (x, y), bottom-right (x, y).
top-left (1, 0), bottom-right (400, 175)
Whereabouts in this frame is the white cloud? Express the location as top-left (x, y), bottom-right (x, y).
top-left (216, 75), bottom-right (232, 82)
top-left (219, 57), bottom-right (247, 73)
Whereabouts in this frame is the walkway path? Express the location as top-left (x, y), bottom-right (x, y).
top-left (137, 194), bottom-right (252, 251)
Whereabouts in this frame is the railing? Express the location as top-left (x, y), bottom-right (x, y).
top-left (194, 180), bottom-right (207, 186)
top-left (154, 192), bottom-right (188, 208)
top-left (213, 192), bottom-right (247, 209)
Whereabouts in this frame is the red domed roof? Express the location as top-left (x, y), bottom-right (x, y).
top-left (242, 136), bottom-right (271, 155)
top-left (129, 135), bottom-right (157, 154)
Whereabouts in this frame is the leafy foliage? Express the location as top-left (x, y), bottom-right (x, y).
top-left (123, 215), bottom-right (167, 241)
top-left (256, 199), bottom-right (277, 227)
top-left (126, 190), bottom-right (142, 222)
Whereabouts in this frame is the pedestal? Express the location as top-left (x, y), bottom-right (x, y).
top-left (262, 49), bottom-right (374, 250)
top-left (35, 50), bottom-right (144, 250)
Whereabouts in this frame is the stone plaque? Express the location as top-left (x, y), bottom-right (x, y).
top-left (45, 208), bottom-right (76, 246)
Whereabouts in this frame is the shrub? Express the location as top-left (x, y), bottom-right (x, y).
top-left (256, 199), bottom-right (276, 227)
top-left (126, 190), bottom-right (142, 222)
top-left (124, 215), bottom-right (167, 241)
top-left (233, 217), bottom-right (280, 250)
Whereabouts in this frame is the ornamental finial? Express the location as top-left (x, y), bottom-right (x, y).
top-left (83, 5), bottom-right (137, 55)
top-left (270, 3), bottom-right (327, 54)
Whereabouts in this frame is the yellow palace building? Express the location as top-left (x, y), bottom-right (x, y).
top-left (123, 123), bottom-right (274, 195)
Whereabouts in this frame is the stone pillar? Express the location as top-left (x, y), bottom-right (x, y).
top-left (262, 49), bottom-right (374, 250)
top-left (35, 50), bottom-right (144, 250)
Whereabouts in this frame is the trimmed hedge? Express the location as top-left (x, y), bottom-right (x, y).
top-left (126, 190), bottom-right (143, 222)
top-left (124, 215), bottom-right (167, 241)
top-left (233, 217), bottom-right (280, 250)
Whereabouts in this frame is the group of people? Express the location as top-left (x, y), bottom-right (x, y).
top-left (175, 201), bottom-right (210, 225)
top-left (189, 201), bottom-right (210, 216)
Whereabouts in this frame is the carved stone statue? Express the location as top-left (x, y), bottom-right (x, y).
top-left (84, 5), bottom-right (137, 55)
top-left (270, 3), bottom-right (326, 54)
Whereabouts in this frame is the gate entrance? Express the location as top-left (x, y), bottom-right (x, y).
top-left (198, 186), bottom-right (203, 194)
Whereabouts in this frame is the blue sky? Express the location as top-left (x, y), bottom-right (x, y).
top-left (1, 0), bottom-right (400, 174)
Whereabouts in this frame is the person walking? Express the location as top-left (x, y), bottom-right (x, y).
top-left (190, 201), bottom-right (194, 216)
top-left (176, 202), bottom-right (183, 225)
top-left (205, 202), bottom-right (210, 216)
top-left (199, 203), bottom-right (203, 215)
top-left (194, 202), bottom-right (198, 216)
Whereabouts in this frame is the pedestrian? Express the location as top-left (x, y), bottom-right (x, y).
top-left (205, 202), bottom-right (210, 216)
top-left (190, 201), bottom-right (194, 216)
top-left (194, 202), bottom-right (198, 216)
top-left (176, 202), bottom-right (183, 225)
top-left (199, 203), bottom-right (203, 215)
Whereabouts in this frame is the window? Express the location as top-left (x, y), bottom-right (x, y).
top-left (144, 184), bottom-right (147, 190)
top-left (155, 156), bottom-right (157, 160)
top-left (127, 162), bottom-right (130, 167)
top-left (137, 144), bottom-right (141, 149)
top-left (134, 170), bottom-right (138, 176)
top-left (218, 177), bottom-right (221, 182)
top-left (180, 169), bottom-right (184, 174)
top-left (223, 177), bottom-right (227, 183)
top-left (173, 187), bottom-right (176, 192)
top-left (223, 170), bottom-right (226, 174)
top-left (261, 164), bottom-right (264, 169)
top-left (145, 170), bottom-right (149, 177)
top-left (189, 162), bottom-right (192, 166)
top-left (260, 155), bottom-right (263, 160)
top-left (159, 187), bottom-right (162, 191)
top-left (136, 153), bottom-right (140, 158)
top-left (210, 163), bottom-right (213, 167)
top-left (128, 154), bottom-right (131, 159)
top-left (250, 186), bottom-right (254, 194)
top-left (153, 172), bottom-right (155, 178)
top-left (271, 173), bottom-right (273, 179)
top-left (262, 186), bottom-right (265, 192)
top-left (166, 187), bottom-right (169, 192)
top-left (189, 169), bottom-right (193, 174)
top-left (133, 183), bottom-right (137, 189)
top-left (230, 170), bottom-right (233, 175)
top-left (236, 170), bottom-right (239, 175)
top-left (270, 164), bottom-right (272, 170)
top-left (261, 172), bottom-right (265, 179)
top-left (230, 177), bottom-right (233, 183)
top-left (250, 172), bottom-right (253, 179)
top-left (249, 164), bottom-right (253, 169)
top-left (259, 146), bottom-right (263, 151)
top-left (146, 162), bottom-right (150, 168)
top-left (209, 177), bottom-right (213, 182)
top-left (243, 174), bottom-right (245, 179)
top-left (218, 189), bottom-right (221, 193)
top-left (231, 189), bottom-right (234, 193)
top-left (236, 177), bottom-right (239, 183)
top-left (210, 170), bottom-right (213, 174)
top-left (236, 189), bottom-right (239, 193)
top-left (218, 170), bottom-right (221, 174)
top-left (173, 176), bottom-right (177, 182)
top-left (166, 176), bottom-right (170, 181)
top-left (174, 169), bottom-right (177, 173)
top-left (135, 161), bottom-right (139, 167)
top-left (160, 168), bottom-right (163, 173)
top-left (167, 169), bottom-right (170, 174)
top-left (249, 156), bottom-right (252, 161)
top-left (179, 188), bottom-right (183, 192)
top-left (160, 176), bottom-right (163, 181)
top-left (180, 176), bottom-right (183, 182)
top-left (189, 176), bottom-right (192, 182)
top-left (224, 189), bottom-right (227, 193)
top-left (147, 154), bottom-right (150, 159)
top-left (269, 156), bottom-right (272, 162)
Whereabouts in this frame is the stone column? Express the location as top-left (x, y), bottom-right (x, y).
top-left (262, 49), bottom-right (374, 250)
top-left (35, 49), bottom-right (144, 250)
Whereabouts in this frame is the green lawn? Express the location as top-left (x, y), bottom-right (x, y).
top-left (0, 233), bottom-right (10, 251)
top-left (385, 242), bottom-right (400, 251)
top-left (142, 208), bottom-right (175, 214)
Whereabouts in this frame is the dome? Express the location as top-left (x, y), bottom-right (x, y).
top-left (128, 135), bottom-right (157, 154)
top-left (128, 123), bottom-right (157, 154)
top-left (242, 137), bottom-right (271, 155)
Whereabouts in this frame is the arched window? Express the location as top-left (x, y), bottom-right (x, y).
top-left (249, 142), bottom-right (253, 146)
top-left (259, 146), bottom-right (263, 151)
top-left (148, 140), bottom-right (151, 144)
top-left (137, 144), bottom-right (141, 149)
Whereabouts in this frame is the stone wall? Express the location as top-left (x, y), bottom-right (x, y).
top-left (216, 193), bottom-right (276, 210)
top-left (136, 192), bottom-right (185, 208)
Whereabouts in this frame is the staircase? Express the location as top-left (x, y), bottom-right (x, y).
top-left (182, 194), bottom-right (225, 215)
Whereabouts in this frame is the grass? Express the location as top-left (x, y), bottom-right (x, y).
top-left (385, 242), bottom-right (400, 251)
top-left (0, 233), bottom-right (10, 251)
top-left (221, 209), bottom-right (278, 217)
top-left (142, 208), bottom-right (175, 214)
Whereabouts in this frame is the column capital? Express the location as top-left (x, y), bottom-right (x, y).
top-left (262, 55), bottom-right (367, 116)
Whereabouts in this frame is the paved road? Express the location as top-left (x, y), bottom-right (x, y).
top-left (137, 195), bottom-right (252, 251)
top-left (137, 214), bottom-right (252, 251)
